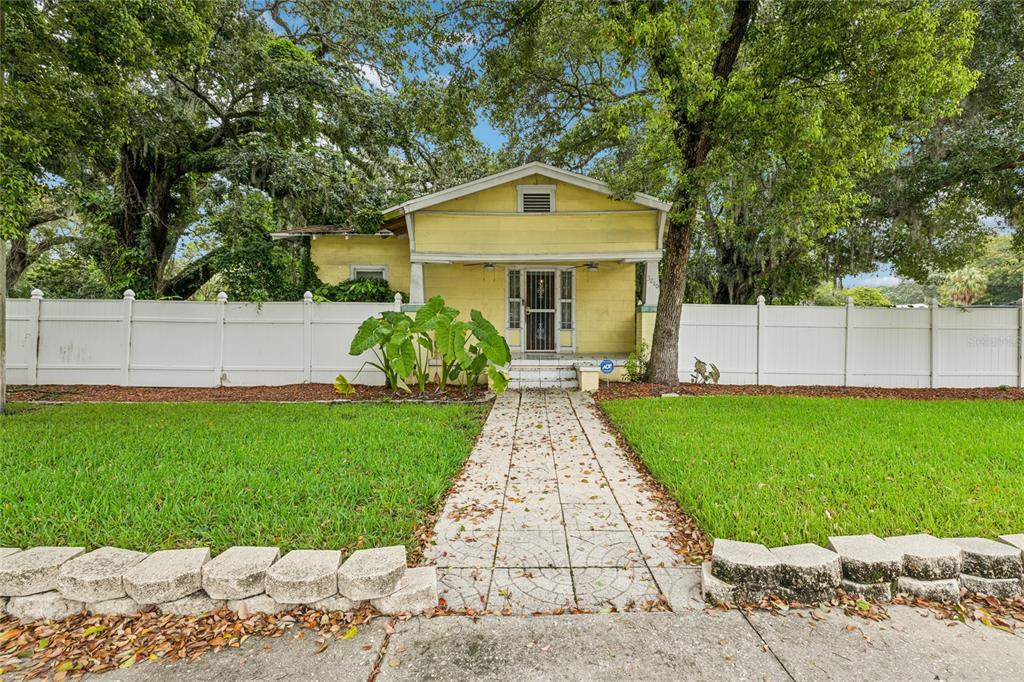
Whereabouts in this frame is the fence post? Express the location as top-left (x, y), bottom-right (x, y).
top-left (27, 289), bottom-right (43, 385)
top-left (302, 291), bottom-right (313, 383)
top-left (394, 292), bottom-right (403, 312)
top-left (930, 297), bottom-right (940, 388)
top-left (844, 296), bottom-right (854, 386)
top-left (1019, 295), bottom-right (1023, 389)
top-left (121, 289), bottom-right (135, 386)
top-left (214, 291), bottom-right (227, 387)
top-left (756, 295), bottom-right (766, 385)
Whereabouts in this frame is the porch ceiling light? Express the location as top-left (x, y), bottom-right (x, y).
top-left (483, 262), bottom-right (495, 271)
top-left (586, 262), bottom-right (599, 271)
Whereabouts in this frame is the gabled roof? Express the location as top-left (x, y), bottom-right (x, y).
top-left (383, 162), bottom-right (672, 216)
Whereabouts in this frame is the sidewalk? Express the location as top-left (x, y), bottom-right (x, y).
top-left (106, 607), bottom-right (1024, 681)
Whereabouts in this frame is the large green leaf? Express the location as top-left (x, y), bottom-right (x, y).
top-left (469, 309), bottom-right (512, 365)
top-left (386, 336), bottom-right (417, 382)
top-left (487, 365), bottom-right (510, 395)
top-left (349, 317), bottom-right (381, 355)
top-left (412, 295), bottom-right (447, 332)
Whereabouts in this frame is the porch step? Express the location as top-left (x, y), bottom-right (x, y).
top-left (508, 362), bottom-right (578, 389)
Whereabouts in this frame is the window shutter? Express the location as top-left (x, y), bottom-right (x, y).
top-left (521, 192), bottom-right (552, 213)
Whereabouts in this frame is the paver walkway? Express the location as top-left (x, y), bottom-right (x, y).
top-left (424, 389), bottom-right (702, 614)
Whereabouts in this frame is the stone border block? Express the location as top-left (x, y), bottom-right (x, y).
top-left (771, 544), bottom-right (840, 602)
top-left (841, 579), bottom-right (892, 601)
top-left (202, 546), bottom-right (280, 600)
top-left (227, 594), bottom-right (299, 616)
top-left (0, 547), bottom-right (85, 597)
top-left (960, 574), bottom-right (1023, 598)
top-left (265, 550), bottom-right (340, 604)
top-left (123, 548), bottom-right (210, 604)
top-left (885, 534), bottom-right (961, 580)
top-left (310, 594), bottom-right (361, 612)
top-left (338, 545), bottom-right (406, 600)
top-left (158, 590), bottom-right (225, 616)
top-left (700, 562), bottom-right (735, 604)
top-left (827, 534), bottom-right (902, 583)
top-left (7, 591), bottom-right (84, 621)
top-left (57, 547), bottom-right (148, 602)
top-left (949, 537), bottom-right (1023, 579)
top-left (371, 566), bottom-right (438, 614)
top-left (998, 534), bottom-right (1024, 553)
top-left (896, 576), bottom-right (960, 602)
top-left (87, 597), bottom-right (152, 616)
top-left (709, 539), bottom-right (780, 586)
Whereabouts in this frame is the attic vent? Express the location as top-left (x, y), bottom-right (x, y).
top-left (518, 185), bottom-right (555, 213)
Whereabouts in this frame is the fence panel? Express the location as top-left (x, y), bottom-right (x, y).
top-left (129, 300), bottom-right (220, 387)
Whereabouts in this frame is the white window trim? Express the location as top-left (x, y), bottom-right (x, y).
top-left (516, 184), bottom-right (556, 213)
top-left (349, 264), bottom-right (389, 281)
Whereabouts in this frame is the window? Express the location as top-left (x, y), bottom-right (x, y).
top-left (559, 270), bottom-right (574, 330)
top-left (507, 269), bottom-right (522, 329)
top-left (517, 185), bottom-right (555, 213)
top-left (351, 266), bottom-right (386, 281)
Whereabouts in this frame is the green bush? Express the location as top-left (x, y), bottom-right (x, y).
top-left (624, 341), bottom-right (649, 382)
top-left (812, 284), bottom-right (892, 307)
top-left (313, 277), bottom-right (403, 303)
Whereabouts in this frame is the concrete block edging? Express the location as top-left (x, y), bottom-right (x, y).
top-left (0, 544), bottom-right (438, 622)
top-left (702, 533), bottom-right (1024, 605)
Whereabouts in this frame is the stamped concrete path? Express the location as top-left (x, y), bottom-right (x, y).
top-left (424, 389), bottom-right (702, 614)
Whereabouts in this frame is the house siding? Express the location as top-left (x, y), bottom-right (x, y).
top-left (312, 236), bottom-right (411, 292)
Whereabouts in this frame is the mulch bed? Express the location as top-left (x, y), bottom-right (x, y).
top-left (599, 381), bottom-right (1024, 401)
top-left (7, 383), bottom-right (491, 404)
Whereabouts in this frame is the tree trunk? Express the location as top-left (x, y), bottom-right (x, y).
top-left (5, 234), bottom-right (27, 291)
top-left (643, 0), bottom-right (755, 383)
top-left (646, 194), bottom-right (700, 383)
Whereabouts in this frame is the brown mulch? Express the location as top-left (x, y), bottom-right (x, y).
top-left (599, 381), bottom-right (1024, 401)
top-left (0, 605), bottom-right (393, 680)
top-left (7, 383), bottom-right (491, 404)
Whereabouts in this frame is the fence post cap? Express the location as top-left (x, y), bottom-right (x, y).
top-left (756, 295), bottom-right (766, 304)
top-left (303, 290), bottom-right (313, 302)
top-left (123, 289), bottom-right (136, 300)
top-left (30, 288), bottom-right (44, 300)
top-left (394, 292), bottom-right (403, 304)
top-left (216, 291), bottom-right (228, 302)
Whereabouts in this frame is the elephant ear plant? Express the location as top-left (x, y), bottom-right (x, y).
top-left (334, 295), bottom-right (511, 396)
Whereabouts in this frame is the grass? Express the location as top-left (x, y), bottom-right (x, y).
top-left (0, 402), bottom-right (486, 554)
top-left (602, 395), bottom-right (1024, 547)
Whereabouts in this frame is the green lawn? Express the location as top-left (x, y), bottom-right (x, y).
top-left (0, 402), bottom-right (486, 554)
top-left (602, 396), bottom-right (1024, 547)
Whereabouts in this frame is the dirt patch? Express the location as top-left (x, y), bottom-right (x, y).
top-left (7, 383), bottom-right (491, 404)
top-left (599, 381), bottom-right (1024, 401)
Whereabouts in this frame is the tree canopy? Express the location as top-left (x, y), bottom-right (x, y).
top-left (475, 0), bottom-right (977, 380)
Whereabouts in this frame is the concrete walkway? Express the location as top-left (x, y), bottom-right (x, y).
top-left (423, 389), bottom-right (702, 614)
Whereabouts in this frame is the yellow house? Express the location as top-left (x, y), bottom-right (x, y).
top-left (275, 163), bottom-right (669, 387)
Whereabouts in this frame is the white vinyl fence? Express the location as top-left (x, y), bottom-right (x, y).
top-left (4, 290), bottom-right (1024, 388)
top-left (679, 296), bottom-right (1024, 388)
top-left (4, 290), bottom-right (399, 387)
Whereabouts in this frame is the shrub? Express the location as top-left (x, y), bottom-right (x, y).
top-left (624, 341), bottom-right (649, 382)
top-left (335, 295), bottom-right (511, 395)
top-left (313, 277), bottom-right (402, 303)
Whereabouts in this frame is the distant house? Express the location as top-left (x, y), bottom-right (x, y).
top-left (273, 163), bottom-right (670, 384)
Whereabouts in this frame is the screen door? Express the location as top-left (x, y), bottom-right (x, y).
top-left (525, 270), bottom-right (556, 351)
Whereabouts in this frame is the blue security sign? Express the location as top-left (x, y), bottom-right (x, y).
top-left (599, 359), bottom-right (615, 375)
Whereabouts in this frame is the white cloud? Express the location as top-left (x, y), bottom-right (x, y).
top-left (355, 63), bottom-right (390, 90)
